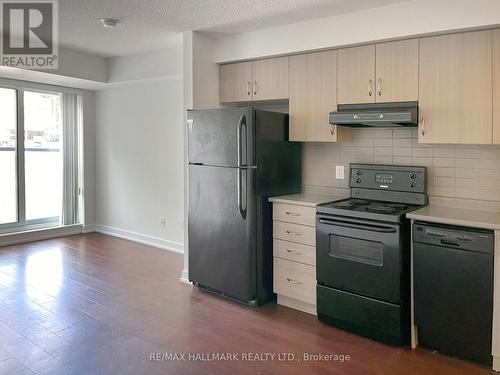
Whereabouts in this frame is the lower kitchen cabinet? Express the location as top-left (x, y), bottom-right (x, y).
top-left (272, 202), bottom-right (317, 315)
top-left (273, 239), bottom-right (316, 266)
top-left (274, 257), bottom-right (316, 313)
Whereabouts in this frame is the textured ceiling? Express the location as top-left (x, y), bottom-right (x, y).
top-left (58, 0), bottom-right (408, 57)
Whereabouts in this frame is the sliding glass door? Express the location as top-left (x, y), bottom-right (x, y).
top-left (0, 85), bottom-right (80, 233)
top-left (24, 91), bottom-right (63, 222)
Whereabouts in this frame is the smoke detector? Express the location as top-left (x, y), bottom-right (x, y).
top-left (100, 18), bottom-right (119, 28)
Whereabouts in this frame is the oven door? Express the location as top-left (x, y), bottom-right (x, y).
top-left (316, 214), bottom-right (402, 304)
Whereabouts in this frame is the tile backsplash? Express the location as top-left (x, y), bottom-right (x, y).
top-left (304, 128), bottom-right (500, 202)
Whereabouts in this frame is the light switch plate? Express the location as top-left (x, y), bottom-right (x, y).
top-left (336, 165), bottom-right (345, 179)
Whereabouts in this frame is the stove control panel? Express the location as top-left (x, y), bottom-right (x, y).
top-left (350, 164), bottom-right (426, 194)
top-left (375, 174), bottom-right (394, 185)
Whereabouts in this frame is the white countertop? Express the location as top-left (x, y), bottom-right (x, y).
top-left (268, 193), bottom-right (346, 207)
top-left (407, 205), bottom-right (500, 231)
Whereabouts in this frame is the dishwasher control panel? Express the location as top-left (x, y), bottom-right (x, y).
top-left (413, 222), bottom-right (493, 253)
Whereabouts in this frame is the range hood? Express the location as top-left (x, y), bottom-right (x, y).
top-left (329, 101), bottom-right (418, 128)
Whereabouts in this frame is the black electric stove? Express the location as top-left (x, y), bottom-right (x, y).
top-left (317, 198), bottom-right (423, 222)
top-left (316, 163), bottom-right (427, 346)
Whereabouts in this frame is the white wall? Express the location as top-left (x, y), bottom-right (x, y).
top-left (82, 90), bottom-right (96, 227)
top-left (0, 47), bottom-right (108, 90)
top-left (181, 32), bottom-right (193, 281)
top-left (183, 32), bottom-right (194, 111)
top-left (192, 33), bottom-right (220, 110)
top-left (95, 78), bottom-right (184, 251)
top-left (92, 44), bottom-right (185, 252)
top-left (211, 0), bottom-right (500, 62)
top-left (52, 48), bottom-right (108, 82)
top-left (180, 31), bottom-right (222, 281)
top-left (108, 44), bottom-right (182, 83)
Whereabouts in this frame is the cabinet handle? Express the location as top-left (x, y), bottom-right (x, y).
top-left (421, 117), bottom-right (425, 136)
top-left (368, 79), bottom-right (373, 97)
top-left (330, 125), bottom-right (335, 136)
top-left (286, 278), bottom-right (303, 285)
top-left (377, 78), bottom-right (382, 96)
top-left (253, 80), bottom-right (258, 95)
top-left (285, 211), bottom-right (300, 216)
top-left (246, 81), bottom-right (251, 96)
top-left (285, 230), bottom-right (301, 235)
top-left (285, 249), bottom-right (302, 255)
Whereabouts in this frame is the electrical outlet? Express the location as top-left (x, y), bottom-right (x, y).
top-left (160, 217), bottom-right (167, 228)
top-left (336, 165), bottom-right (345, 179)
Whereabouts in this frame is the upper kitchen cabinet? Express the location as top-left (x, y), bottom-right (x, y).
top-left (375, 39), bottom-right (419, 102)
top-left (220, 61), bottom-right (253, 103)
top-left (252, 57), bottom-right (289, 101)
top-left (337, 41), bottom-right (418, 104)
top-left (494, 29), bottom-right (500, 145)
top-left (419, 31), bottom-right (492, 144)
top-left (338, 45), bottom-right (376, 104)
top-left (219, 57), bottom-right (289, 103)
top-left (289, 50), bottom-right (351, 142)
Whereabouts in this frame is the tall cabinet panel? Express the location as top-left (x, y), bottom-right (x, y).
top-left (494, 29), bottom-right (500, 144)
top-left (375, 39), bottom-right (419, 102)
top-left (289, 51), bottom-right (350, 142)
top-left (418, 31), bottom-right (492, 144)
top-left (220, 62), bottom-right (253, 103)
top-left (338, 45), bottom-right (376, 104)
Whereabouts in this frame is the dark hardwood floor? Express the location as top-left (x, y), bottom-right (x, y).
top-left (0, 233), bottom-right (493, 374)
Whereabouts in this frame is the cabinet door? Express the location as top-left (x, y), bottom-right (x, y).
top-left (338, 45), bottom-right (376, 104)
top-left (494, 29), bottom-right (500, 144)
top-left (220, 62), bottom-right (252, 103)
top-left (289, 51), bottom-right (350, 142)
top-left (252, 57), bottom-right (289, 101)
top-left (375, 39), bottom-right (419, 102)
top-left (419, 31), bottom-right (492, 144)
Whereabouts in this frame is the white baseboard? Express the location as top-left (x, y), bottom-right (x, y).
top-left (93, 224), bottom-right (184, 254)
top-left (0, 224), bottom-right (83, 247)
top-left (180, 269), bottom-right (191, 284)
top-left (82, 224), bottom-right (96, 233)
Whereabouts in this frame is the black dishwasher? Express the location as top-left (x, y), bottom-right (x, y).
top-left (413, 221), bottom-right (494, 366)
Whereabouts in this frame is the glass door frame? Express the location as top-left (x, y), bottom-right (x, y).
top-left (0, 84), bottom-right (65, 234)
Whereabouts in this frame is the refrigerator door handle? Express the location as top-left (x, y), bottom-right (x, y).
top-left (237, 168), bottom-right (247, 219)
top-left (237, 114), bottom-right (247, 167)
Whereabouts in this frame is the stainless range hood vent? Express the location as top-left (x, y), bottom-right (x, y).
top-left (329, 101), bottom-right (418, 128)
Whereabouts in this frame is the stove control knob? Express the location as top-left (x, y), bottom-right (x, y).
top-left (356, 170), bottom-right (363, 176)
top-left (410, 182), bottom-right (416, 188)
top-left (356, 178), bottom-right (362, 184)
top-left (409, 172), bottom-right (417, 179)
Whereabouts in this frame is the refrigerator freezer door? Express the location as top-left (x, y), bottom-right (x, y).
top-left (188, 164), bottom-right (256, 302)
top-left (188, 107), bottom-right (254, 167)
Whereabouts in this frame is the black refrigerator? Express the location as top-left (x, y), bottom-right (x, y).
top-left (188, 107), bottom-right (302, 305)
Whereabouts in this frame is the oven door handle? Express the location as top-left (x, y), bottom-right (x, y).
top-left (318, 218), bottom-right (397, 233)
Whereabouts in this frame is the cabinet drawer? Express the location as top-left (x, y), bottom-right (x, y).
top-left (273, 239), bottom-right (316, 266)
top-left (273, 221), bottom-right (316, 246)
top-left (274, 257), bottom-right (316, 305)
top-left (273, 203), bottom-right (316, 227)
